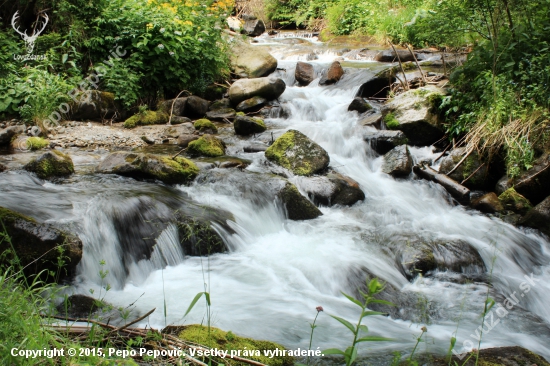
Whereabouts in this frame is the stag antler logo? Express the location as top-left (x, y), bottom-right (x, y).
top-left (11, 11), bottom-right (49, 55)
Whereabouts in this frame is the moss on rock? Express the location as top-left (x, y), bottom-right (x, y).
top-left (26, 137), bottom-right (49, 150)
top-left (24, 150), bottom-right (74, 179)
top-left (498, 187), bottom-right (533, 215)
top-left (187, 135), bottom-right (225, 157)
top-left (175, 325), bottom-right (294, 366)
top-left (278, 183), bottom-right (322, 220)
top-left (194, 119), bottom-right (218, 132)
top-left (123, 110), bottom-right (169, 128)
top-left (265, 130), bottom-right (329, 176)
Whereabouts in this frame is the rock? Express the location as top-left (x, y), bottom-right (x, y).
top-left (439, 147), bottom-right (489, 190)
top-left (382, 145), bottom-right (413, 177)
top-left (226, 16), bottom-right (243, 32)
top-left (141, 136), bottom-right (155, 145)
top-left (243, 143), bottom-right (268, 153)
top-left (520, 196), bottom-right (550, 236)
top-left (230, 40), bottom-right (277, 78)
top-left (0, 125), bottom-right (25, 146)
top-left (56, 295), bottom-right (109, 319)
top-left (374, 49), bottom-right (416, 62)
top-left (209, 99), bottom-right (232, 110)
top-left (171, 116), bottom-right (192, 125)
top-left (471, 192), bottom-right (504, 213)
top-left (498, 188), bottom-right (532, 215)
top-left (71, 90), bottom-right (118, 121)
top-left (159, 97), bottom-right (187, 116)
top-left (24, 151), bottom-right (74, 179)
top-left (205, 108), bottom-right (236, 121)
top-left (363, 129), bottom-right (408, 154)
top-left (433, 347), bottom-right (550, 366)
top-left (414, 164), bottom-right (471, 203)
top-left (302, 173), bottom-right (365, 206)
top-left (295, 62), bottom-right (315, 86)
top-left (236, 96), bottom-right (268, 113)
top-left (319, 61), bottom-right (344, 85)
top-left (0, 206), bottom-right (82, 279)
top-left (185, 96), bottom-right (209, 119)
top-left (234, 116), bottom-right (267, 135)
top-left (194, 119), bottom-right (218, 133)
top-left (177, 134), bottom-right (200, 148)
top-left (382, 86), bottom-right (445, 146)
top-left (97, 152), bottom-right (199, 184)
top-left (265, 129), bottom-right (330, 176)
top-left (0, 163), bottom-right (6, 172)
top-left (124, 110), bottom-right (169, 128)
top-left (495, 175), bottom-right (511, 195)
top-left (187, 135), bottom-right (226, 157)
top-left (356, 67), bottom-right (398, 99)
top-left (508, 153), bottom-right (550, 205)
top-left (278, 183), bottom-right (322, 220)
top-left (229, 77), bottom-right (286, 105)
top-left (176, 217), bottom-right (227, 256)
top-left (359, 113), bottom-right (382, 129)
top-left (163, 123), bottom-right (195, 138)
top-left (348, 97), bottom-right (373, 114)
top-left (242, 19), bottom-right (265, 37)
top-left (203, 84), bottom-right (226, 101)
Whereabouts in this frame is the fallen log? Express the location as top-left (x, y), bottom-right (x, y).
top-left (413, 163), bottom-right (470, 203)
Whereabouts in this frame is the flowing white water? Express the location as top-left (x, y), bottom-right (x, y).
top-left (1, 35), bottom-right (549, 362)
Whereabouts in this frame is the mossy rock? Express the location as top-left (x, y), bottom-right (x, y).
top-left (187, 135), bottom-right (226, 157)
top-left (123, 110), bottom-right (169, 128)
top-left (0, 206), bottom-right (82, 280)
top-left (432, 346), bottom-right (550, 366)
top-left (177, 218), bottom-right (227, 256)
top-left (97, 152), bottom-right (199, 184)
top-left (26, 137), bottom-right (49, 150)
top-left (439, 147), bottom-right (489, 190)
top-left (194, 119), bottom-right (218, 133)
top-left (265, 129), bottom-right (330, 176)
top-left (24, 150), bottom-right (74, 179)
top-left (498, 188), bottom-right (532, 215)
top-left (234, 116), bottom-right (267, 135)
top-left (278, 183), bottom-right (322, 220)
top-left (170, 325), bottom-right (294, 366)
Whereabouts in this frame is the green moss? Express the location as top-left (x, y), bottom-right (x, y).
top-left (236, 111), bottom-right (245, 116)
top-left (123, 110), bottom-right (169, 128)
top-left (384, 112), bottom-right (400, 129)
top-left (498, 187), bottom-right (533, 214)
top-left (24, 150), bottom-right (74, 179)
top-left (26, 137), bottom-right (49, 150)
top-left (187, 135), bottom-right (225, 157)
top-left (178, 325), bottom-right (294, 366)
top-left (194, 118), bottom-right (218, 132)
top-left (251, 117), bottom-right (266, 127)
top-left (0, 207), bottom-right (36, 223)
top-left (160, 157), bottom-right (199, 183)
top-left (265, 131), bottom-right (296, 170)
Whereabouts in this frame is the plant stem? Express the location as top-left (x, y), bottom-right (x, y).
top-left (306, 311), bottom-right (320, 366)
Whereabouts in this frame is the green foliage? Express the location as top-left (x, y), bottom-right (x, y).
top-left (323, 278), bottom-right (394, 366)
top-left (26, 137), bottom-right (50, 150)
top-left (384, 113), bottom-right (400, 129)
top-left (265, 0), bottom-right (333, 28)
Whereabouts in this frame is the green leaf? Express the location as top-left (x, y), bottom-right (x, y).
top-left (356, 336), bottom-right (393, 343)
top-left (331, 315), bottom-right (356, 334)
top-left (342, 292), bottom-right (363, 308)
top-left (322, 348), bottom-right (346, 356)
top-left (369, 299), bottom-right (395, 306)
top-left (349, 347), bottom-right (358, 365)
top-left (62, 54), bottom-right (69, 64)
top-left (358, 324), bottom-right (369, 334)
top-left (362, 310), bottom-right (385, 317)
top-left (184, 292), bottom-right (205, 317)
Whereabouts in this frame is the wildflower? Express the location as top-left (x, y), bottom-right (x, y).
top-left (146, 23), bottom-right (154, 30)
top-left (160, 28), bottom-right (166, 33)
top-left (421, 326), bottom-right (427, 332)
top-left (316, 306), bottom-right (323, 312)
top-left (169, 51), bottom-right (175, 56)
top-left (158, 44), bottom-right (165, 49)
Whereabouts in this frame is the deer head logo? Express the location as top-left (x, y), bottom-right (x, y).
top-left (11, 11), bottom-right (49, 55)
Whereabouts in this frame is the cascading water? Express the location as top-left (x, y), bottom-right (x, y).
top-left (1, 33), bottom-right (549, 362)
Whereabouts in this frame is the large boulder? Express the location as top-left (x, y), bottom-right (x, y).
top-left (159, 97), bottom-right (187, 116)
top-left (374, 49), bottom-right (416, 62)
top-left (97, 152), bottom-right (199, 184)
top-left (230, 40), bottom-right (277, 78)
top-left (185, 96), bottom-right (209, 119)
top-left (226, 16), bottom-right (243, 32)
top-left (229, 77), bottom-right (286, 105)
top-left (434, 347), bottom-right (550, 366)
top-left (278, 183), bottom-right (322, 220)
top-left (471, 192), bottom-right (504, 213)
top-left (186, 135), bottom-right (226, 157)
top-left (520, 196), bottom-right (550, 236)
top-left (0, 206), bottom-right (82, 279)
top-left (234, 116), bottom-right (267, 135)
top-left (0, 125), bottom-right (25, 146)
top-left (265, 129), bottom-right (330, 176)
top-left (382, 86), bottom-right (445, 146)
top-left (194, 119), bottom-right (218, 133)
top-left (356, 67), bottom-right (398, 99)
top-left (319, 61), bottom-right (344, 85)
top-left (507, 153), bottom-right (550, 205)
top-left (177, 134), bottom-right (200, 148)
top-left (205, 108), bottom-right (236, 121)
top-left (301, 173), bottom-right (365, 207)
top-left (348, 97), bottom-right (373, 114)
top-left (242, 19), bottom-right (265, 37)
top-left (295, 62), bottom-right (315, 86)
top-left (498, 188), bottom-right (532, 215)
top-left (363, 129), bottom-right (408, 155)
top-left (71, 90), bottom-right (117, 122)
top-left (236, 96), bottom-right (268, 113)
top-left (24, 151), bottom-right (74, 179)
top-left (124, 110), bottom-right (169, 128)
top-left (381, 145), bottom-right (412, 177)
top-left (439, 147), bottom-right (489, 190)
top-left (177, 216), bottom-right (227, 256)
